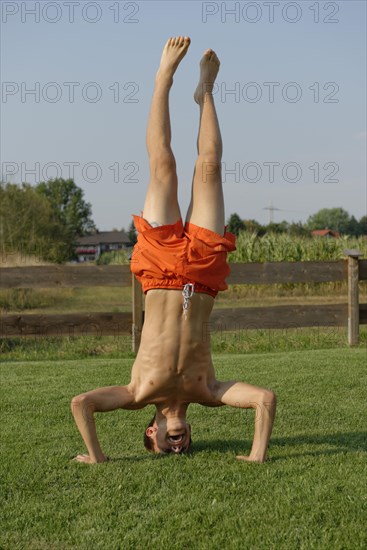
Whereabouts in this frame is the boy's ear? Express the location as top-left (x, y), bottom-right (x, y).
top-left (146, 427), bottom-right (155, 437)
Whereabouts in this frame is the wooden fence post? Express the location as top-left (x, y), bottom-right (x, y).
top-left (344, 249), bottom-right (363, 346)
top-left (132, 274), bottom-right (143, 353)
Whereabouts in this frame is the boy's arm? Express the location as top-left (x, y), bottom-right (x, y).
top-left (71, 385), bottom-right (138, 464)
top-left (214, 380), bottom-right (276, 463)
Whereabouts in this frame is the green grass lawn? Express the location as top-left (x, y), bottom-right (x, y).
top-left (1, 349), bottom-right (366, 549)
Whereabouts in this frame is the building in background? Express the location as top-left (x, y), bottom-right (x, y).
top-left (75, 231), bottom-right (130, 262)
top-left (311, 229), bottom-right (340, 239)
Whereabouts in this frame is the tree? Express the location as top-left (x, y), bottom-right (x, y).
top-left (36, 178), bottom-right (96, 239)
top-left (346, 216), bottom-right (360, 237)
top-left (264, 221), bottom-right (289, 234)
top-left (287, 221), bottom-right (309, 237)
top-left (227, 213), bottom-right (245, 236)
top-left (306, 208), bottom-right (352, 234)
top-left (358, 215), bottom-right (367, 236)
top-left (243, 219), bottom-right (265, 235)
top-left (0, 182), bottom-right (68, 262)
top-left (0, 179), bottom-right (97, 263)
top-left (127, 221), bottom-right (137, 246)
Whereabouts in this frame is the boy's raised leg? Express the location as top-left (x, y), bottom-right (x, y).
top-left (185, 49), bottom-right (224, 234)
top-left (143, 36), bottom-right (191, 227)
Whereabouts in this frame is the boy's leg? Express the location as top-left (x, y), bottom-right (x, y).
top-left (142, 36), bottom-right (191, 227)
top-left (185, 49), bottom-right (224, 234)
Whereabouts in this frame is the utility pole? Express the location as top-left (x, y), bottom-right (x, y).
top-left (263, 201), bottom-right (281, 224)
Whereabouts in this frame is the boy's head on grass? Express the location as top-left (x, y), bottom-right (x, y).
top-left (144, 414), bottom-right (192, 455)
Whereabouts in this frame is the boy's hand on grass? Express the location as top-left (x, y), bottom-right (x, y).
top-left (73, 453), bottom-right (110, 464)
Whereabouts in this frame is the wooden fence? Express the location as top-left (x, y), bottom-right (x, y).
top-left (0, 251), bottom-right (366, 351)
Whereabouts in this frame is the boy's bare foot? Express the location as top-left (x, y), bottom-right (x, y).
top-left (194, 49), bottom-right (220, 104)
top-left (156, 36), bottom-right (191, 85)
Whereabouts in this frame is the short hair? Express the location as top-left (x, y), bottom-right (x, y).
top-left (143, 414), bottom-right (193, 454)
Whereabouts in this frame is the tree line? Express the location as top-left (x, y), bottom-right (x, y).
top-left (227, 210), bottom-right (367, 237)
top-left (1, 179), bottom-right (365, 263)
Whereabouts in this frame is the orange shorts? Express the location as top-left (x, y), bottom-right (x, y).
top-left (130, 215), bottom-right (236, 297)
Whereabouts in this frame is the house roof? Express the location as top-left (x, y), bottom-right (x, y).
top-left (76, 231), bottom-right (130, 246)
top-left (311, 229), bottom-right (340, 238)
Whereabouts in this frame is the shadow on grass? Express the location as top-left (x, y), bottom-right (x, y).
top-left (192, 431), bottom-right (367, 458)
top-left (107, 455), bottom-right (168, 462)
top-left (91, 432), bottom-right (366, 462)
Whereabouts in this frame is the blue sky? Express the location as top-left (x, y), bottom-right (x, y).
top-left (1, 0), bottom-right (366, 230)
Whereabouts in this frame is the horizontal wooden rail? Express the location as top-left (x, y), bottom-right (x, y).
top-left (208, 304), bottom-right (349, 332)
top-left (359, 259), bottom-right (367, 281)
top-left (360, 304), bottom-right (367, 324)
top-left (227, 260), bottom-right (346, 284)
top-left (0, 312), bottom-right (131, 337)
top-left (0, 260), bottom-right (353, 290)
top-left (0, 265), bottom-right (131, 289)
top-left (2, 304), bottom-right (366, 338)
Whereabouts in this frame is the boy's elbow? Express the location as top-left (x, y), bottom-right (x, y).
top-left (261, 389), bottom-right (276, 406)
top-left (269, 389), bottom-right (277, 403)
top-left (70, 393), bottom-right (91, 415)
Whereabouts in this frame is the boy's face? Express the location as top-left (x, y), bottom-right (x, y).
top-left (146, 421), bottom-right (191, 454)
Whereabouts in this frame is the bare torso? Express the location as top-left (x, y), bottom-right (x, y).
top-left (129, 289), bottom-right (219, 406)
